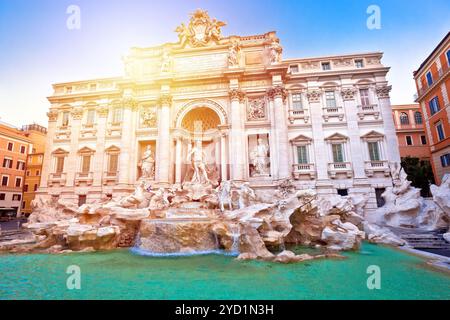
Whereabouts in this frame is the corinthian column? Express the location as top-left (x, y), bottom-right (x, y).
top-left (268, 86), bottom-right (290, 179)
top-left (156, 93), bottom-right (172, 184)
top-left (39, 110), bottom-right (58, 189)
top-left (229, 89), bottom-right (246, 181)
top-left (118, 97), bottom-right (136, 186)
top-left (93, 106), bottom-right (108, 186)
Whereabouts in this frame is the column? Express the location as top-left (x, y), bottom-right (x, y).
top-left (220, 133), bottom-right (228, 181)
top-left (39, 110), bottom-right (58, 189)
top-left (341, 87), bottom-right (366, 179)
top-left (269, 85), bottom-right (290, 179)
top-left (229, 89), bottom-right (246, 181)
top-left (376, 85), bottom-right (401, 163)
top-left (92, 106), bottom-right (108, 186)
top-left (175, 137), bottom-right (182, 184)
top-left (118, 98), bottom-right (136, 186)
top-left (65, 108), bottom-right (83, 187)
top-left (156, 93), bottom-right (172, 184)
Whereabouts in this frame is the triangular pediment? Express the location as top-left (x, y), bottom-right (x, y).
top-left (361, 130), bottom-right (384, 139)
top-left (290, 134), bottom-right (312, 143)
top-left (52, 147), bottom-right (68, 155)
top-left (78, 146), bottom-right (96, 154)
top-left (325, 132), bottom-right (348, 141)
top-left (105, 145), bottom-right (121, 153)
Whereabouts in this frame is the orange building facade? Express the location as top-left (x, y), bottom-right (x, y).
top-left (392, 104), bottom-right (431, 160)
top-left (0, 121), bottom-right (31, 216)
top-left (414, 32), bottom-right (450, 185)
top-left (21, 124), bottom-right (47, 216)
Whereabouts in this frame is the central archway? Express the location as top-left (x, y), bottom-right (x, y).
top-left (181, 107), bottom-right (221, 132)
top-left (175, 99), bottom-right (228, 130)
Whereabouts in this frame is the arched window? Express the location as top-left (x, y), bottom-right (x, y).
top-left (399, 112), bottom-right (409, 125)
top-left (414, 111), bottom-right (423, 124)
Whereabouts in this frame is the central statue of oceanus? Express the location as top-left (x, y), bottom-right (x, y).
top-left (186, 139), bottom-right (210, 184)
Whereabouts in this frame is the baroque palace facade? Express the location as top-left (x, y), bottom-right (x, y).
top-left (39, 10), bottom-right (400, 211)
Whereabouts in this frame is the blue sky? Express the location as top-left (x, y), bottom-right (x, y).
top-left (0, 0), bottom-right (449, 127)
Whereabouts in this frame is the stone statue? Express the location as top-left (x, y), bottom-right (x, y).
top-left (228, 41), bottom-right (240, 67)
top-left (149, 187), bottom-right (170, 210)
top-left (209, 18), bottom-right (226, 41)
top-left (140, 146), bottom-right (155, 179)
top-left (269, 39), bottom-right (282, 64)
top-left (118, 181), bottom-right (147, 208)
top-left (238, 183), bottom-right (256, 209)
top-left (216, 180), bottom-right (233, 212)
top-left (187, 139), bottom-right (210, 184)
top-left (175, 23), bottom-right (190, 47)
top-left (250, 138), bottom-right (269, 176)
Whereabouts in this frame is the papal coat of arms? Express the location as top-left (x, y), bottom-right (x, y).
top-left (175, 9), bottom-right (226, 47)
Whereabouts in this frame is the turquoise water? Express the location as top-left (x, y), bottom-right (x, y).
top-left (0, 243), bottom-right (449, 300)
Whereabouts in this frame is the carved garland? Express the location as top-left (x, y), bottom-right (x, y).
top-left (306, 90), bottom-right (322, 103)
top-left (340, 87), bottom-right (356, 101)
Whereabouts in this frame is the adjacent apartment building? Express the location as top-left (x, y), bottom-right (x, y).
top-left (0, 121), bottom-right (31, 216)
top-left (414, 32), bottom-right (450, 185)
top-left (21, 124), bottom-right (47, 216)
top-left (392, 104), bottom-right (431, 160)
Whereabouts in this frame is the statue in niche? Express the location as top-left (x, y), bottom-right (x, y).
top-left (228, 41), bottom-right (241, 67)
top-left (269, 39), bottom-right (282, 64)
top-left (186, 139), bottom-right (210, 184)
top-left (250, 138), bottom-right (270, 176)
top-left (139, 145), bottom-right (155, 180)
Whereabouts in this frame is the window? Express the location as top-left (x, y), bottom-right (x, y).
top-left (441, 154), bottom-right (450, 167)
top-left (368, 142), bottom-right (381, 161)
top-left (360, 89), bottom-right (370, 106)
top-left (426, 71), bottom-right (433, 86)
top-left (296, 146), bottom-right (309, 164)
top-left (55, 157), bottom-right (65, 173)
top-left (332, 144), bottom-right (344, 163)
top-left (36, 170), bottom-right (40, 176)
top-left (7, 142), bottom-right (13, 151)
top-left (337, 189), bottom-right (348, 196)
top-left (375, 188), bottom-right (386, 207)
top-left (406, 136), bottom-right (413, 146)
top-left (108, 154), bottom-right (119, 173)
top-left (290, 65), bottom-right (299, 73)
top-left (22, 201), bottom-right (26, 209)
top-left (81, 155), bottom-right (91, 173)
top-left (429, 96), bottom-right (440, 115)
top-left (26, 170), bottom-right (30, 176)
top-left (325, 91), bottom-right (336, 108)
top-left (15, 177), bottom-right (22, 188)
top-left (86, 109), bottom-right (95, 126)
top-left (78, 195), bottom-right (87, 207)
top-left (66, 86), bottom-right (72, 94)
top-left (421, 135), bottom-right (427, 145)
top-left (16, 161), bottom-right (25, 170)
top-left (12, 194), bottom-right (21, 201)
top-left (436, 121), bottom-right (445, 141)
top-left (2, 158), bottom-right (13, 169)
top-left (0, 193), bottom-right (5, 200)
top-left (112, 108), bottom-right (123, 124)
top-left (414, 111), bottom-right (423, 124)
top-left (292, 93), bottom-right (303, 111)
top-left (20, 145), bottom-right (26, 154)
top-left (399, 112), bottom-right (409, 125)
top-left (24, 184), bottom-right (29, 192)
top-left (447, 49), bottom-right (450, 67)
top-left (62, 111), bottom-right (70, 127)
top-left (34, 184), bottom-right (38, 192)
top-left (322, 62), bottom-right (331, 70)
top-left (1, 176), bottom-right (9, 186)
top-left (90, 84), bottom-right (97, 91)
top-left (355, 59), bottom-right (364, 68)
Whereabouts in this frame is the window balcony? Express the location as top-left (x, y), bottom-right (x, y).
top-left (80, 125), bottom-right (97, 139)
top-left (288, 109), bottom-right (309, 124)
top-left (107, 123), bottom-right (122, 137)
top-left (322, 106), bottom-right (345, 122)
top-left (292, 163), bottom-right (316, 180)
top-left (328, 162), bottom-right (353, 179)
top-left (364, 160), bottom-right (390, 177)
top-left (48, 173), bottom-right (67, 187)
top-left (54, 126), bottom-right (71, 141)
top-left (75, 172), bottom-right (94, 186)
top-left (103, 171), bottom-right (118, 185)
top-left (357, 104), bottom-right (380, 120)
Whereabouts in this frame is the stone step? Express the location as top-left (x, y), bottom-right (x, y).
top-left (399, 231), bottom-right (450, 249)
